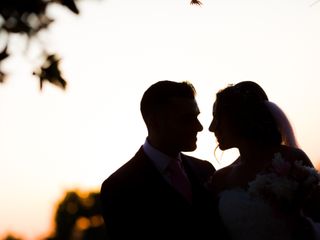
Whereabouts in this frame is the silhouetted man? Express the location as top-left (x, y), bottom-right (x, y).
top-left (100, 80), bottom-right (226, 240)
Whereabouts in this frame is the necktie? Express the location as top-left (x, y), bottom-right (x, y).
top-left (168, 159), bottom-right (193, 203)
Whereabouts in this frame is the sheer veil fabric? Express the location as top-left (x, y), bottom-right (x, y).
top-left (265, 101), bottom-right (298, 148)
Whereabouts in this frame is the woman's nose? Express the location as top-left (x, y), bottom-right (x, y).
top-left (208, 119), bottom-right (216, 132)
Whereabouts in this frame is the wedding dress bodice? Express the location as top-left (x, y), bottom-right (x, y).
top-left (218, 188), bottom-right (294, 240)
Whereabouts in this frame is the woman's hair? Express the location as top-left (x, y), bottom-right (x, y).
top-left (215, 81), bottom-right (288, 146)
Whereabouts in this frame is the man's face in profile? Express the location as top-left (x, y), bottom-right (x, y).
top-left (160, 97), bottom-right (203, 152)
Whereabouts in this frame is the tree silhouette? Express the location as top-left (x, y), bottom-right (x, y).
top-left (46, 190), bottom-right (106, 240)
top-left (0, 0), bottom-right (202, 90)
top-left (2, 234), bottom-right (22, 240)
top-left (0, 0), bottom-right (80, 90)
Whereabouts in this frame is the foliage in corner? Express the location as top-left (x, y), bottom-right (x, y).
top-left (0, 0), bottom-right (80, 90)
top-left (0, 0), bottom-right (202, 90)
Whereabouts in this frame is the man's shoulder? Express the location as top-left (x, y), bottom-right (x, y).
top-left (182, 153), bottom-right (214, 167)
top-left (101, 147), bottom-right (149, 189)
top-left (182, 153), bottom-right (216, 177)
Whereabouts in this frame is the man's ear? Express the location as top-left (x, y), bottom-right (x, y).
top-left (147, 111), bottom-right (166, 130)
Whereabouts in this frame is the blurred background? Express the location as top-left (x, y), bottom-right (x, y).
top-left (1, 0), bottom-right (320, 239)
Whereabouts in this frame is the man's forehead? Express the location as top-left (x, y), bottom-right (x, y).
top-left (169, 97), bottom-right (200, 112)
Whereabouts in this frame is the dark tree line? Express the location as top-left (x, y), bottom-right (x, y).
top-left (46, 190), bottom-right (107, 240)
top-left (2, 190), bottom-right (106, 240)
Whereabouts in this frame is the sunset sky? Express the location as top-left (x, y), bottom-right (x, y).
top-left (1, 0), bottom-right (320, 239)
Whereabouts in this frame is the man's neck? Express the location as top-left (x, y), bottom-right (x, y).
top-left (147, 137), bottom-right (180, 157)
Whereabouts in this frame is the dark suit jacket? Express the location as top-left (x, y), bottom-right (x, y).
top-left (100, 147), bottom-right (226, 240)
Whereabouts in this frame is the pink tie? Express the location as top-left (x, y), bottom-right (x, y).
top-left (168, 159), bottom-right (193, 203)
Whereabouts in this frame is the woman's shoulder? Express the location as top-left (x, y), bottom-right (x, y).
top-left (213, 165), bottom-right (232, 180)
top-left (278, 145), bottom-right (314, 167)
top-left (210, 159), bottom-right (240, 193)
top-left (214, 158), bottom-right (240, 178)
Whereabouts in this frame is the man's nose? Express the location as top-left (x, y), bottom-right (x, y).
top-left (197, 119), bottom-right (203, 132)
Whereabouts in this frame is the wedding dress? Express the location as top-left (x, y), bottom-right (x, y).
top-left (218, 188), bottom-right (294, 240)
top-left (217, 151), bottom-right (320, 240)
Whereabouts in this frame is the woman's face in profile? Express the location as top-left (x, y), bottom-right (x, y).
top-left (209, 100), bottom-right (238, 150)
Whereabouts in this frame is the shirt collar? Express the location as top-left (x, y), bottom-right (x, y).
top-left (143, 139), bottom-right (181, 173)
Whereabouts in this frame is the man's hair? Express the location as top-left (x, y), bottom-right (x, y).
top-left (140, 80), bottom-right (196, 122)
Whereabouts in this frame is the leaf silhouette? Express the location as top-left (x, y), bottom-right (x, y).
top-left (60, 0), bottom-right (79, 14)
top-left (33, 54), bottom-right (67, 90)
top-left (0, 71), bottom-right (5, 83)
top-left (190, 0), bottom-right (202, 5)
top-left (0, 45), bottom-right (9, 61)
top-left (0, 0), bottom-right (81, 89)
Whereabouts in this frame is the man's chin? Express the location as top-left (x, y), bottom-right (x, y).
top-left (181, 144), bottom-right (197, 152)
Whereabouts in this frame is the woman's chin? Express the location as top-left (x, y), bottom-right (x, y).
top-left (218, 143), bottom-right (229, 151)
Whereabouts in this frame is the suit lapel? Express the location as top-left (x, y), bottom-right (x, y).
top-left (181, 155), bottom-right (204, 185)
top-left (135, 148), bottom-right (195, 204)
top-left (181, 155), bottom-right (214, 205)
